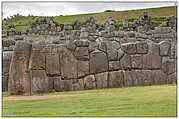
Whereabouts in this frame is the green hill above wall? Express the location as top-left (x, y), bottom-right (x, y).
top-left (2, 6), bottom-right (176, 32)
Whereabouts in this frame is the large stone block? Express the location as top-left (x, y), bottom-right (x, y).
top-left (136, 41), bottom-right (148, 54)
top-left (108, 71), bottom-right (124, 88)
top-left (2, 76), bottom-right (8, 92)
top-left (159, 41), bottom-right (171, 56)
top-left (3, 51), bottom-right (13, 76)
top-left (98, 41), bottom-right (120, 52)
top-left (29, 43), bottom-right (45, 70)
top-left (95, 72), bottom-right (108, 89)
top-left (147, 41), bottom-right (160, 55)
top-left (152, 70), bottom-right (167, 85)
top-left (8, 41), bottom-right (32, 95)
top-left (143, 54), bottom-right (161, 70)
top-left (162, 58), bottom-right (176, 75)
top-left (77, 60), bottom-right (89, 78)
top-left (46, 54), bottom-right (60, 76)
top-left (107, 50), bottom-right (118, 61)
top-left (74, 47), bottom-right (89, 61)
top-left (31, 70), bottom-right (49, 94)
top-left (121, 42), bottom-right (136, 55)
top-left (109, 61), bottom-right (121, 71)
top-left (90, 50), bottom-right (108, 74)
top-left (84, 75), bottom-right (96, 90)
top-left (54, 76), bottom-right (64, 92)
top-left (72, 79), bottom-right (84, 91)
top-left (120, 54), bottom-right (131, 70)
top-left (59, 46), bottom-right (78, 79)
top-left (131, 55), bottom-right (143, 69)
top-left (74, 40), bottom-right (89, 47)
top-left (168, 73), bottom-right (177, 84)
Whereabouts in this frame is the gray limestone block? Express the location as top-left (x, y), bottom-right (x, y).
top-left (136, 41), bottom-right (148, 54)
top-left (162, 57), bottom-right (176, 75)
top-left (77, 60), bottom-right (89, 78)
top-left (74, 40), bottom-right (89, 47)
top-left (108, 71), bottom-right (124, 88)
top-left (60, 46), bottom-right (78, 79)
top-left (107, 50), bottom-right (118, 61)
top-left (72, 79), bottom-right (84, 91)
top-left (89, 50), bottom-right (108, 74)
top-left (151, 70), bottom-right (167, 85)
top-left (84, 75), bottom-right (96, 90)
top-left (3, 51), bottom-right (13, 76)
top-left (159, 41), bottom-right (171, 56)
top-left (54, 76), bottom-right (64, 92)
top-left (168, 73), bottom-right (177, 84)
top-left (120, 54), bottom-right (131, 70)
top-left (74, 47), bottom-right (89, 61)
top-left (121, 42), bottom-right (137, 55)
top-left (131, 55), bottom-right (143, 69)
top-left (109, 61), bottom-right (121, 71)
top-left (95, 72), bottom-right (108, 89)
top-left (46, 54), bottom-right (60, 76)
top-left (29, 43), bottom-right (46, 70)
top-left (8, 41), bottom-right (32, 95)
top-left (143, 54), bottom-right (161, 70)
top-left (31, 70), bottom-right (49, 94)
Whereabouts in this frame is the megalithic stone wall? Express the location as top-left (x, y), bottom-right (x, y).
top-left (3, 14), bottom-right (177, 95)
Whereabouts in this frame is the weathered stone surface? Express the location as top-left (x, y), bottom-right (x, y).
top-left (131, 55), bottom-right (143, 69)
top-left (108, 71), bottom-right (124, 88)
top-left (95, 72), bottom-right (108, 89)
top-left (59, 45), bottom-right (78, 79)
top-left (168, 73), bottom-right (177, 84)
top-left (74, 47), bottom-right (89, 60)
top-left (159, 41), bottom-right (171, 56)
top-left (3, 51), bottom-right (13, 76)
top-left (109, 61), bottom-right (121, 71)
top-left (98, 41), bottom-right (120, 52)
top-left (2, 76), bottom-right (8, 92)
top-left (46, 54), bottom-right (60, 76)
top-left (90, 50), bottom-right (108, 74)
top-left (74, 40), bottom-right (89, 47)
top-left (118, 49), bottom-right (125, 60)
top-left (63, 80), bottom-right (73, 91)
top-left (8, 41), bottom-right (32, 95)
top-left (121, 42), bottom-right (136, 54)
top-left (48, 77), bottom-right (55, 91)
top-left (54, 76), bottom-right (64, 92)
top-left (77, 60), bottom-right (89, 78)
top-left (107, 50), bottom-right (118, 61)
top-left (147, 41), bottom-right (160, 55)
top-left (29, 43), bottom-right (45, 70)
top-left (143, 54), bottom-right (161, 69)
top-left (136, 41), bottom-right (148, 54)
top-left (31, 70), bottom-right (48, 94)
top-left (162, 58), bottom-right (176, 75)
top-left (152, 70), bottom-right (167, 85)
top-left (120, 54), bottom-right (131, 70)
top-left (84, 75), bottom-right (96, 90)
top-left (72, 79), bottom-right (84, 91)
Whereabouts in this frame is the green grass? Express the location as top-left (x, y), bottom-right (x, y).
top-left (2, 85), bottom-right (177, 117)
top-left (2, 6), bottom-right (176, 32)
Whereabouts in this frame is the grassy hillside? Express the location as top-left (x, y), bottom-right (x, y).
top-left (2, 85), bottom-right (177, 117)
top-left (2, 6), bottom-right (176, 32)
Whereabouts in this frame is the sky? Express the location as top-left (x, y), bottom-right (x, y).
top-left (2, 1), bottom-right (176, 18)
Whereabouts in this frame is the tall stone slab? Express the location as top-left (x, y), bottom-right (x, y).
top-left (8, 41), bottom-right (32, 95)
top-left (58, 45), bottom-right (78, 79)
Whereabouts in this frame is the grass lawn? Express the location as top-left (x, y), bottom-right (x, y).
top-left (2, 85), bottom-right (177, 117)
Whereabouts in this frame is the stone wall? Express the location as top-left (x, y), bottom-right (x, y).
top-left (2, 12), bottom-right (177, 95)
